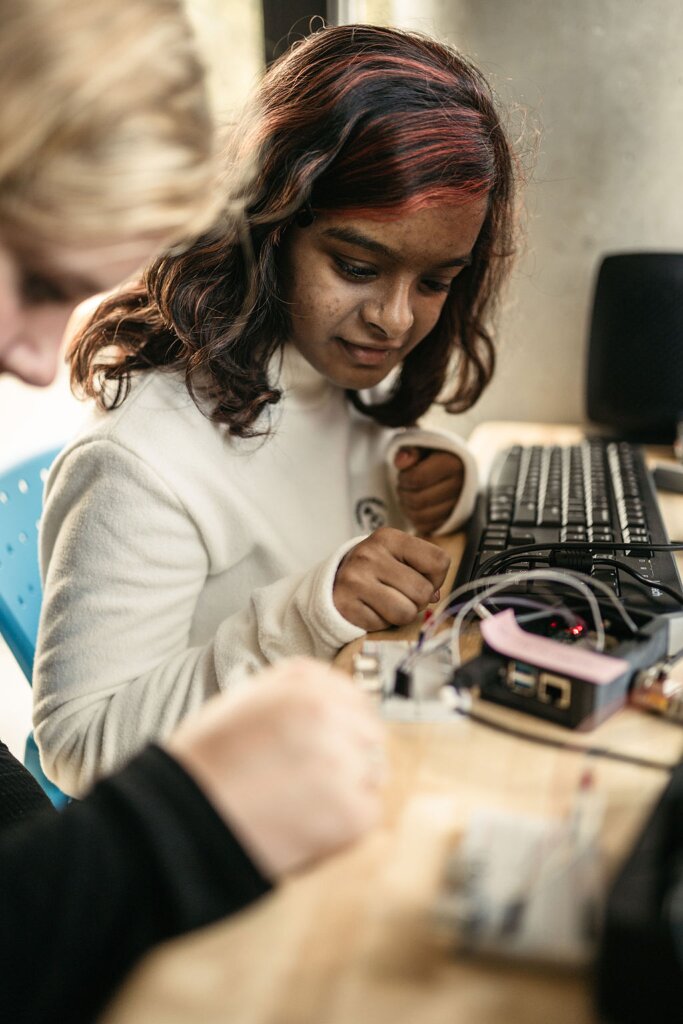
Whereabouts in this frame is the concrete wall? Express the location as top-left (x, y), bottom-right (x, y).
top-left (184, 0), bottom-right (264, 117)
top-left (417, 0), bottom-right (683, 436)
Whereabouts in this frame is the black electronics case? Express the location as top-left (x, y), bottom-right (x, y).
top-left (595, 761), bottom-right (683, 1021)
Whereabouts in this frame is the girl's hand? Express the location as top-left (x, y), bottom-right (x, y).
top-left (394, 446), bottom-right (464, 536)
top-left (333, 526), bottom-right (450, 631)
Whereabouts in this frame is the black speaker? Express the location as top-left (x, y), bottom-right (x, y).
top-left (586, 252), bottom-right (683, 443)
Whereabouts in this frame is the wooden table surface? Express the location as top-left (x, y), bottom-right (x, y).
top-left (101, 423), bottom-right (683, 1024)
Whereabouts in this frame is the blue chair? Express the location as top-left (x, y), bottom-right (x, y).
top-left (0, 447), bottom-right (68, 808)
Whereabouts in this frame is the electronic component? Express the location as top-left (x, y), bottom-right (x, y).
top-left (355, 562), bottom-right (683, 730)
top-left (595, 762), bottom-right (683, 1021)
top-left (455, 438), bottom-right (683, 621)
top-left (454, 607), bottom-right (676, 730)
top-left (352, 638), bottom-right (458, 721)
top-left (435, 773), bottom-right (604, 968)
top-left (631, 662), bottom-right (683, 724)
top-left (652, 463), bottom-right (683, 495)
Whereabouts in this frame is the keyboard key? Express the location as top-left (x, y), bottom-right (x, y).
top-left (566, 510), bottom-right (587, 526)
top-left (592, 567), bottom-right (620, 595)
top-left (456, 438), bottom-right (683, 618)
top-left (480, 538), bottom-right (506, 550)
top-left (509, 530), bottom-right (536, 545)
top-left (540, 505), bottom-right (562, 525)
top-left (513, 502), bottom-right (536, 525)
top-left (494, 449), bottom-right (521, 489)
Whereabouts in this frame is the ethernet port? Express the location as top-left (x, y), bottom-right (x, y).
top-left (505, 661), bottom-right (537, 697)
top-left (538, 672), bottom-right (571, 710)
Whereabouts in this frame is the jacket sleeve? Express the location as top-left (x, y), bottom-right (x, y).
top-left (0, 744), bottom-right (271, 1024)
top-left (34, 440), bottom-right (364, 795)
top-left (384, 426), bottom-right (480, 534)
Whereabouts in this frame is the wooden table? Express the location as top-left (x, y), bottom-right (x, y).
top-left (101, 423), bottom-right (683, 1024)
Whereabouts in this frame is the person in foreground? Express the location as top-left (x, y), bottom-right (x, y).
top-left (34, 23), bottom-right (518, 796)
top-left (0, 3), bottom-right (383, 1022)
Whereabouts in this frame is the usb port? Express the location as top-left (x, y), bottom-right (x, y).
top-left (538, 672), bottom-right (571, 710)
top-left (505, 661), bottom-right (537, 696)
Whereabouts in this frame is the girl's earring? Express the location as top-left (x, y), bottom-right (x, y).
top-left (295, 201), bottom-right (315, 228)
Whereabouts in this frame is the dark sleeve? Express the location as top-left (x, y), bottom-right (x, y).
top-left (1, 744), bottom-right (272, 1024)
top-left (0, 740), bottom-right (54, 828)
top-left (594, 762), bottom-right (683, 1021)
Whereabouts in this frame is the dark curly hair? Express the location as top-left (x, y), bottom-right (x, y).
top-left (70, 23), bottom-right (518, 436)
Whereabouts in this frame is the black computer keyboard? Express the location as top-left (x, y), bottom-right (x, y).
top-left (455, 438), bottom-right (683, 618)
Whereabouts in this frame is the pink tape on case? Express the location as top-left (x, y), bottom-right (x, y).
top-left (480, 610), bottom-right (630, 686)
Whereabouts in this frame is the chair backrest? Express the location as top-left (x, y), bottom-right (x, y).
top-left (0, 447), bottom-right (70, 808)
top-left (0, 448), bottom-right (61, 681)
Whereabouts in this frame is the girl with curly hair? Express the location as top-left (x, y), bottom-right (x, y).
top-left (34, 23), bottom-right (518, 795)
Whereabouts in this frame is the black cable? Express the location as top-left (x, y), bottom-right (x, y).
top-left (592, 557), bottom-right (683, 606)
top-left (479, 541), bottom-right (683, 579)
top-left (474, 544), bottom-right (683, 608)
top-left (476, 551), bottom-right (551, 573)
top-left (475, 550), bottom-right (683, 607)
top-left (451, 701), bottom-right (678, 772)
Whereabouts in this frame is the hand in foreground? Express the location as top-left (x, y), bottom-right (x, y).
top-left (394, 446), bottom-right (464, 536)
top-left (333, 525), bottom-right (450, 632)
top-left (165, 658), bottom-right (385, 879)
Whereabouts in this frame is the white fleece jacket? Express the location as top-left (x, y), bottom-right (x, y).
top-left (33, 346), bottom-right (477, 795)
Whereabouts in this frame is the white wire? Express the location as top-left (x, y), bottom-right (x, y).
top-left (402, 595), bottom-right (571, 672)
top-left (449, 570), bottom-right (606, 668)
top-left (408, 575), bottom-right (566, 660)
top-left (402, 565), bottom-right (636, 675)
top-left (475, 559), bottom-right (639, 635)
top-left (409, 565), bottom-right (637, 672)
top-left (550, 568), bottom-right (639, 633)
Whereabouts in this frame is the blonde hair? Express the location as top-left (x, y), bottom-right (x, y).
top-left (0, 0), bottom-right (217, 250)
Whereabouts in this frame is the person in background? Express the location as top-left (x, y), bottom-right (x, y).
top-left (0, 3), bottom-right (384, 1022)
top-left (34, 23), bottom-right (518, 798)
